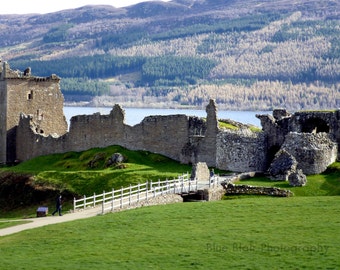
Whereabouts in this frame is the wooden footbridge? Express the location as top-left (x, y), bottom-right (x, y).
top-left (73, 173), bottom-right (223, 214)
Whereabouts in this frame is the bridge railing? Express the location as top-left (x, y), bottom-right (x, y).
top-left (208, 174), bottom-right (223, 188)
top-left (149, 174), bottom-right (198, 195)
top-left (73, 173), bottom-right (197, 214)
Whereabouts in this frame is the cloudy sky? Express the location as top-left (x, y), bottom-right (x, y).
top-left (2, 0), bottom-right (170, 14)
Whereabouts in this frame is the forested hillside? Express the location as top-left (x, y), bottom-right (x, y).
top-left (0, 0), bottom-right (339, 110)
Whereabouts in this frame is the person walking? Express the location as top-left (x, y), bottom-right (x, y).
top-left (52, 195), bottom-right (62, 216)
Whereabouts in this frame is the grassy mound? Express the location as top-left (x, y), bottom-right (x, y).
top-left (2, 145), bottom-right (193, 195)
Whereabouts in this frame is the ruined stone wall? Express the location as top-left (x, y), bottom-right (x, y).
top-left (257, 113), bottom-right (290, 162)
top-left (16, 114), bottom-right (68, 161)
top-left (0, 62), bottom-right (67, 163)
top-left (289, 111), bottom-right (340, 159)
top-left (15, 100), bottom-right (340, 175)
top-left (195, 99), bottom-right (218, 167)
top-left (130, 114), bottom-right (191, 160)
top-left (6, 78), bottom-right (67, 136)
top-left (281, 132), bottom-right (338, 175)
top-left (222, 183), bottom-right (293, 197)
top-left (0, 80), bottom-right (7, 163)
top-left (216, 129), bottom-right (267, 172)
top-left (190, 162), bottom-right (210, 181)
top-left (67, 108), bottom-right (191, 161)
top-left (16, 105), bottom-right (195, 163)
top-left (6, 77), bottom-right (67, 162)
top-left (259, 109), bottom-right (340, 161)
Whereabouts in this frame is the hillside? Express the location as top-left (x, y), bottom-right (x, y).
top-left (0, 0), bottom-right (339, 110)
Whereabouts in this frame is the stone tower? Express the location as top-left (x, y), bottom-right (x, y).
top-left (0, 61), bottom-right (67, 163)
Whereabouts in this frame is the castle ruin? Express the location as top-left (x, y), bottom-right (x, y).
top-left (1, 63), bottom-right (339, 176)
top-left (0, 61), bottom-right (67, 163)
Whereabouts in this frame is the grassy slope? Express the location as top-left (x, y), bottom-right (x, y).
top-left (3, 145), bottom-right (193, 196)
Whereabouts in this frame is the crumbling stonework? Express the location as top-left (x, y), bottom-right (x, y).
top-left (259, 109), bottom-right (340, 161)
top-left (14, 103), bottom-right (340, 176)
top-left (216, 128), bottom-right (268, 172)
top-left (268, 149), bottom-right (298, 181)
top-left (190, 162), bottom-right (210, 181)
top-left (2, 62), bottom-right (340, 176)
top-left (0, 62), bottom-right (67, 163)
top-left (259, 109), bottom-right (340, 175)
top-left (193, 99), bottom-right (219, 167)
top-left (198, 186), bottom-right (226, 201)
top-left (281, 132), bottom-right (337, 175)
top-left (288, 170), bottom-right (307, 187)
top-left (222, 183), bottom-right (293, 197)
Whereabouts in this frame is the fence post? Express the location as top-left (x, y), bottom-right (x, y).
top-left (73, 197), bottom-right (76, 211)
top-left (93, 192), bottom-right (96, 207)
top-left (146, 181), bottom-right (148, 201)
top-left (102, 191), bottom-right (105, 214)
top-left (137, 183), bottom-right (140, 203)
top-left (129, 184), bottom-right (132, 206)
top-left (181, 178), bottom-right (184, 193)
top-left (111, 188), bottom-right (115, 212)
top-left (159, 179), bottom-right (162, 195)
top-left (120, 187), bottom-right (123, 209)
top-left (83, 195), bottom-right (86, 209)
top-left (150, 180), bottom-right (153, 198)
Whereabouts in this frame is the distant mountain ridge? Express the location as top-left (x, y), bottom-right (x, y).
top-left (1, 0), bottom-right (338, 58)
top-left (0, 0), bottom-right (339, 110)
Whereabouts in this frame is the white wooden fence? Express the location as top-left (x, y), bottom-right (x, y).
top-left (73, 173), bottom-right (211, 214)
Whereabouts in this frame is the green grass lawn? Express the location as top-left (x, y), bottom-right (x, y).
top-left (0, 147), bottom-right (339, 269)
top-left (234, 164), bottom-right (340, 197)
top-left (0, 197), bottom-right (339, 269)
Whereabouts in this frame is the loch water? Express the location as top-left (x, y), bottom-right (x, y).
top-left (64, 106), bottom-right (269, 128)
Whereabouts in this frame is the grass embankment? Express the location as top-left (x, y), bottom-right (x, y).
top-left (7, 145), bottom-right (193, 195)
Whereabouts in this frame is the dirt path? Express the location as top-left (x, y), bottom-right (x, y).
top-left (0, 206), bottom-right (102, 237)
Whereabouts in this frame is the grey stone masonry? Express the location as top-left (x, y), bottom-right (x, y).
top-left (2, 62), bottom-right (339, 177)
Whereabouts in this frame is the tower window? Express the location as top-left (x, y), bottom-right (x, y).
top-left (37, 109), bottom-right (44, 121)
top-left (27, 90), bottom-right (33, 100)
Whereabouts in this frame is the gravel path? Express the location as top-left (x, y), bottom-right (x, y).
top-left (0, 206), bottom-right (102, 237)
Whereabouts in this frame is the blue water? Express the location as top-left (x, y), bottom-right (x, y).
top-left (63, 106), bottom-right (269, 127)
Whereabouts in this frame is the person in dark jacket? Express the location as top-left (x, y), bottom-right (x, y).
top-left (52, 195), bottom-right (62, 216)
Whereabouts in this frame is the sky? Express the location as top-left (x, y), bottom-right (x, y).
top-left (2, 0), bottom-right (170, 15)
